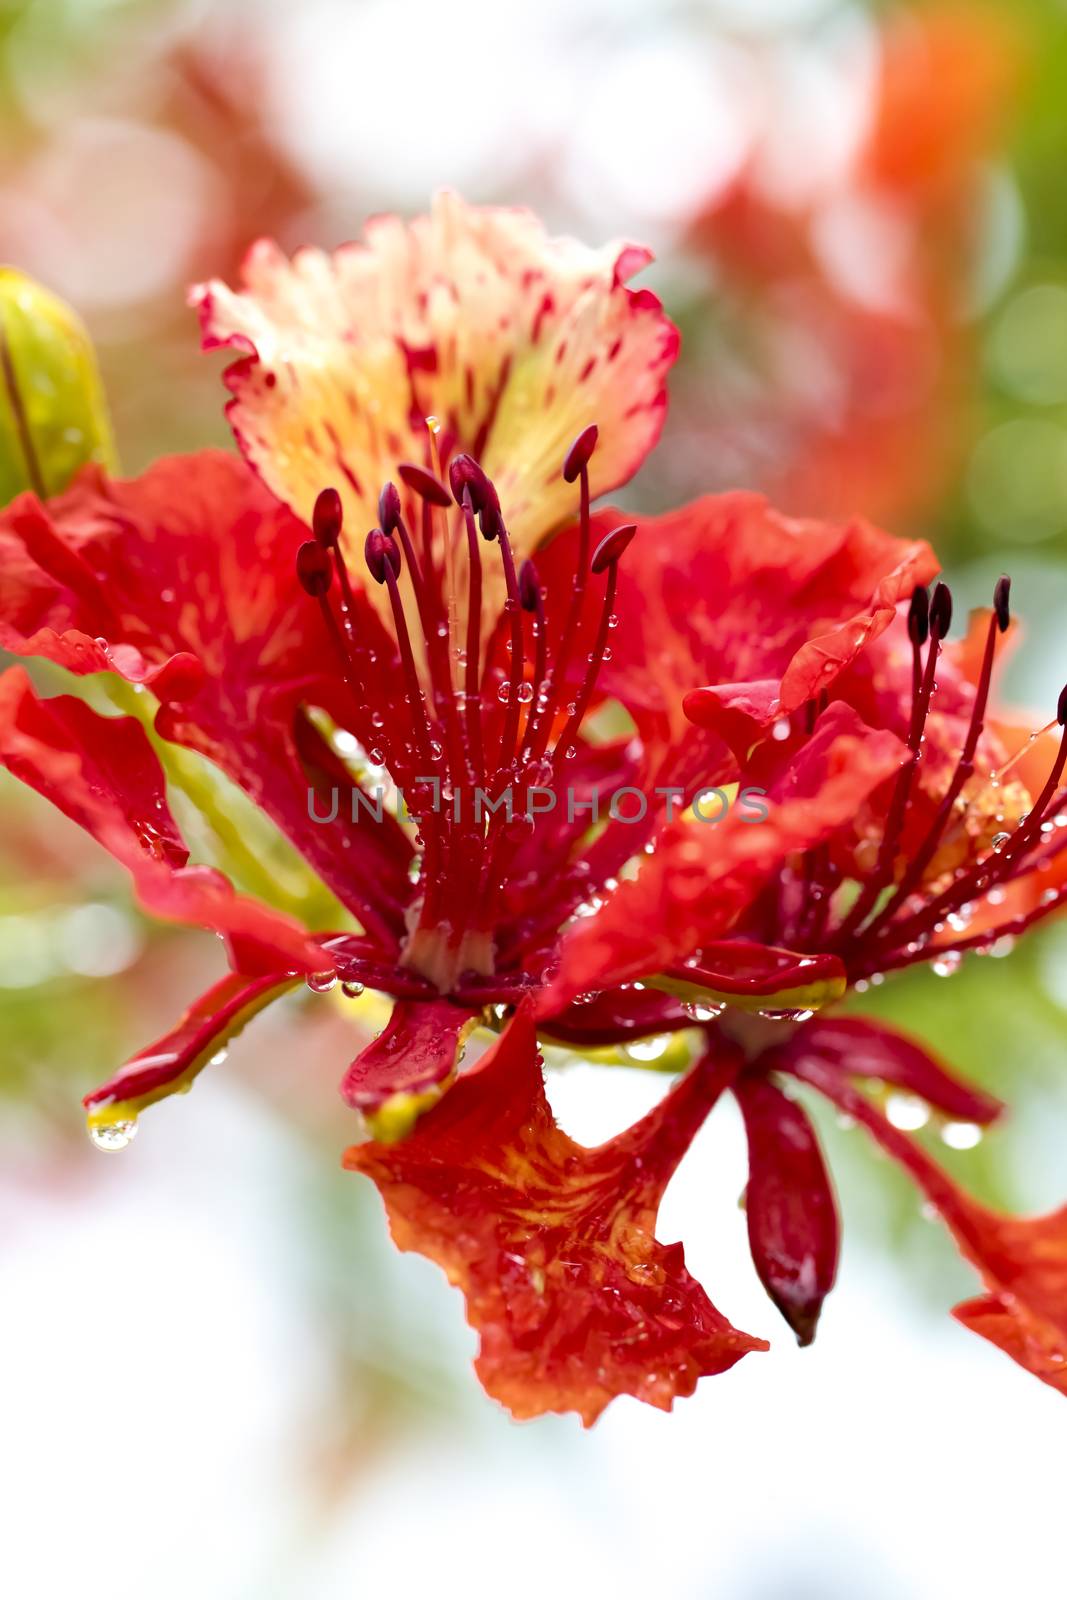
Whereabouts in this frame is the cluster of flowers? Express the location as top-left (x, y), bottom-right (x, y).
top-left (2, 194), bottom-right (1065, 1423)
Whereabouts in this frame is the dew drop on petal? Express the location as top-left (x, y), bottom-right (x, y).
top-left (941, 1121), bottom-right (983, 1150)
top-left (306, 971), bottom-right (338, 993)
top-left (89, 1118), bottom-right (138, 1153)
top-left (885, 1092), bottom-right (930, 1131)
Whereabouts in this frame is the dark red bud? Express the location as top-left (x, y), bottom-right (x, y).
top-left (562, 423), bottom-right (598, 483)
top-left (312, 487), bottom-right (343, 547)
top-left (907, 585), bottom-right (930, 647)
top-left (378, 481), bottom-right (402, 533)
top-left (518, 559), bottom-right (541, 612)
top-left (397, 461), bottom-right (451, 508)
top-left (1058, 683), bottom-right (1067, 727)
top-left (994, 575), bottom-right (1011, 634)
top-left (297, 540), bottom-right (332, 597)
top-left (591, 521), bottom-right (636, 574)
top-left (930, 581), bottom-right (953, 638)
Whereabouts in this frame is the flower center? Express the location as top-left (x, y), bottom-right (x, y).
top-left (295, 423), bottom-right (635, 992)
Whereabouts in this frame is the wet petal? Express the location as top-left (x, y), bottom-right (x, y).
top-left (542, 703), bottom-right (905, 1011)
top-left (340, 998), bottom-right (478, 1142)
top-left (346, 1010), bottom-right (766, 1425)
top-left (0, 668), bottom-right (324, 974)
top-left (192, 191), bottom-right (678, 574)
top-left (792, 1051), bottom-right (1067, 1399)
top-left (84, 970), bottom-right (297, 1131)
top-left (775, 1015), bottom-right (1003, 1125)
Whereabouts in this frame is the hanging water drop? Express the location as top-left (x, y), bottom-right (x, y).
top-left (306, 970), bottom-right (338, 993)
top-left (89, 1118), bottom-right (138, 1153)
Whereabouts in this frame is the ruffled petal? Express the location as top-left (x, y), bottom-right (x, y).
top-left (0, 668), bottom-right (324, 974)
top-left (84, 970), bottom-right (297, 1131)
top-left (542, 702), bottom-right (905, 1011)
top-left (789, 1049), bottom-right (1067, 1399)
top-left (192, 191), bottom-right (678, 569)
top-left (339, 998), bottom-right (478, 1142)
top-left (735, 1072), bottom-right (839, 1345)
top-left (345, 1010), bottom-right (766, 1425)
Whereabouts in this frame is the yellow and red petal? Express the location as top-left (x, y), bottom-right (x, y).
top-left (84, 970), bottom-right (298, 1132)
top-left (192, 191), bottom-right (678, 571)
top-left (340, 998), bottom-right (478, 1143)
top-left (345, 1010), bottom-right (766, 1425)
top-left (0, 668), bottom-right (324, 974)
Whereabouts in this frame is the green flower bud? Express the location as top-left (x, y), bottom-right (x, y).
top-left (0, 267), bottom-right (118, 506)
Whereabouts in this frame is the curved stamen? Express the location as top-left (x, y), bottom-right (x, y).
top-left (523, 426), bottom-right (598, 763)
top-left (835, 581), bottom-right (953, 945)
top-left (551, 523), bottom-right (634, 760)
top-left (863, 578), bottom-right (1009, 939)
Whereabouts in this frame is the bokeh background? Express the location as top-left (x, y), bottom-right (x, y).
top-left (2, 0), bottom-right (1067, 1595)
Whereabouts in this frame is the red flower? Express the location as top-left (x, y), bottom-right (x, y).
top-left (2, 194), bottom-right (1063, 1422)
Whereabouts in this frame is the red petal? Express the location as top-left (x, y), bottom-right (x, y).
top-left (793, 1053), bottom-right (1067, 1398)
top-left (193, 193), bottom-right (678, 596)
top-left (0, 669), bottom-right (324, 974)
top-left (542, 702), bottom-right (905, 1011)
top-left (345, 1010), bottom-right (766, 1424)
top-left (532, 491), bottom-right (935, 770)
top-left (339, 998), bottom-right (477, 1142)
top-left (735, 1073), bottom-right (839, 1345)
top-left (0, 454), bottom-right (412, 940)
top-left (776, 1016), bottom-right (1003, 1125)
top-left (84, 970), bottom-right (296, 1129)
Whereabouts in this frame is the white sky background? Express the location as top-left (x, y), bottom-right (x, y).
top-left (2, 0), bottom-right (1066, 1595)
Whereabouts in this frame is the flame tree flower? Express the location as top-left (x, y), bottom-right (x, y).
top-left (1, 195), bottom-right (1065, 1423)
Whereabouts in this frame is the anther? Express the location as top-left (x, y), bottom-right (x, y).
top-left (518, 558), bottom-right (541, 612)
top-left (364, 528), bottom-right (400, 585)
top-left (994, 575), bottom-right (1011, 634)
top-left (591, 522), bottom-right (637, 574)
top-left (378, 481), bottom-right (402, 534)
top-left (930, 581), bottom-right (953, 638)
top-left (297, 540), bottom-right (332, 597)
top-left (1058, 683), bottom-right (1067, 727)
top-left (398, 461), bottom-right (452, 508)
top-left (312, 487), bottom-right (343, 548)
top-left (907, 586), bottom-right (930, 647)
top-left (562, 424), bottom-right (598, 483)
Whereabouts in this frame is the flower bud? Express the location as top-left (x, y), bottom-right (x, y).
top-left (0, 267), bottom-right (117, 505)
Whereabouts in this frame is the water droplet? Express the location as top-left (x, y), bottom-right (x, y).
top-left (941, 1121), bottom-right (983, 1150)
top-left (428, 740), bottom-right (443, 761)
top-left (626, 1034), bottom-right (673, 1062)
top-left (89, 1118), bottom-right (138, 1153)
top-left (341, 980), bottom-right (365, 998)
top-left (681, 1000), bottom-right (725, 1021)
top-left (991, 831), bottom-right (1011, 853)
top-left (772, 717), bottom-right (791, 742)
top-left (209, 1049), bottom-right (228, 1066)
top-left (757, 1007), bottom-right (815, 1022)
top-left (607, 613), bottom-right (619, 630)
top-left (885, 1092), bottom-right (930, 1131)
top-left (306, 971), bottom-right (337, 993)
top-left (517, 682), bottom-right (534, 704)
top-left (931, 951), bottom-right (962, 977)
top-left (497, 682), bottom-right (511, 704)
